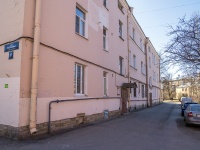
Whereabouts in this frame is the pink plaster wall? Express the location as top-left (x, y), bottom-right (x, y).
top-left (19, 0), bottom-right (130, 127)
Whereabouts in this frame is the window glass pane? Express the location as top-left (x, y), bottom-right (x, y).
top-left (119, 21), bottom-right (122, 37)
top-left (104, 78), bottom-right (106, 95)
top-left (80, 20), bottom-right (85, 36)
top-left (103, 29), bottom-right (106, 36)
top-left (134, 87), bottom-right (137, 97)
top-left (76, 16), bottom-right (79, 33)
top-left (191, 106), bottom-right (200, 111)
top-left (76, 8), bottom-right (85, 19)
top-left (104, 0), bottom-right (107, 7)
top-left (74, 64), bottom-right (84, 94)
top-left (119, 57), bottom-right (123, 74)
top-left (77, 65), bottom-right (81, 93)
top-left (103, 28), bottom-right (107, 49)
top-left (103, 36), bottom-right (106, 49)
top-left (132, 28), bottom-right (135, 39)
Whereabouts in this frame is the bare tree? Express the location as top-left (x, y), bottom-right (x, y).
top-left (163, 12), bottom-right (200, 75)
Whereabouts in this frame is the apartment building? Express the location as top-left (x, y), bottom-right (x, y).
top-left (0, 0), bottom-right (160, 139)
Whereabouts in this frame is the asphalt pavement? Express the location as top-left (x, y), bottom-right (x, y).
top-left (1, 100), bottom-right (200, 150)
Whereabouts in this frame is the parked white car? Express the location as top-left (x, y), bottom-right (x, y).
top-left (181, 97), bottom-right (192, 107)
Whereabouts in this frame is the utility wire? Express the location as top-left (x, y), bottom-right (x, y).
top-left (135, 2), bottom-right (200, 14)
top-left (143, 23), bottom-right (177, 29)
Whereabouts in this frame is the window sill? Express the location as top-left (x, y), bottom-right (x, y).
top-left (103, 95), bottom-right (109, 98)
top-left (119, 36), bottom-right (124, 41)
top-left (74, 94), bottom-right (87, 98)
top-left (131, 66), bottom-right (137, 71)
top-left (119, 73), bottom-right (125, 77)
top-left (75, 32), bottom-right (88, 40)
top-left (141, 73), bottom-right (146, 76)
top-left (104, 6), bottom-right (109, 11)
top-left (118, 9), bottom-right (124, 14)
top-left (130, 36), bottom-right (134, 41)
top-left (103, 48), bottom-right (109, 52)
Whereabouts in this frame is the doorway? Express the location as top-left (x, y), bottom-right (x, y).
top-left (121, 88), bottom-right (128, 114)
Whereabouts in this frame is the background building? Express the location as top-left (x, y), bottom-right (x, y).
top-left (162, 75), bottom-right (200, 103)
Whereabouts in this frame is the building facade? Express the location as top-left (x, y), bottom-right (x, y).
top-left (0, 0), bottom-right (160, 139)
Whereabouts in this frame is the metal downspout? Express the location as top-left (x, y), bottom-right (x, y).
top-left (127, 8), bottom-right (132, 110)
top-left (145, 37), bottom-right (149, 107)
top-left (29, 0), bottom-right (42, 134)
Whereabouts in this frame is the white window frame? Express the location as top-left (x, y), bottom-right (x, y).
top-left (119, 56), bottom-right (124, 75)
top-left (142, 84), bottom-right (145, 98)
top-left (153, 71), bottom-right (156, 81)
top-left (133, 55), bottom-right (136, 69)
top-left (119, 21), bottom-right (123, 38)
top-left (103, 0), bottom-right (107, 7)
top-left (74, 64), bottom-right (84, 94)
top-left (141, 61), bottom-right (143, 74)
top-left (149, 57), bottom-right (151, 68)
top-left (140, 39), bottom-right (143, 50)
top-left (132, 28), bottom-right (135, 40)
top-left (103, 27), bottom-right (108, 50)
top-left (103, 72), bottom-right (108, 96)
top-left (134, 85), bottom-right (137, 97)
top-left (76, 7), bottom-right (86, 37)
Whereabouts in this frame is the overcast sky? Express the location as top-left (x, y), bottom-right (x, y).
top-left (126, 0), bottom-right (200, 53)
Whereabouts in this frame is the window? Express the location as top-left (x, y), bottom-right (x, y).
top-left (103, 27), bottom-right (108, 50)
top-left (103, 0), bottom-right (107, 7)
top-left (149, 57), bottom-right (151, 67)
top-left (133, 55), bottom-right (136, 69)
top-left (141, 61), bottom-right (146, 75)
top-left (118, 1), bottom-right (124, 13)
top-left (74, 64), bottom-right (84, 94)
top-left (153, 71), bottom-right (156, 81)
top-left (141, 61), bottom-right (143, 74)
top-left (103, 72), bottom-right (107, 96)
top-left (119, 57), bottom-right (124, 75)
top-left (134, 84), bottom-right (137, 97)
top-left (149, 77), bottom-right (152, 88)
top-left (132, 28), bottom-right (135, 40)
top-left (76, 7), bottom-right (85, 36)
top-left (140, 39), bottom-right (142, 50)
top-left (119, 21), bottom-right (123, 38)
top-left (142, 85), bottom-right (145, 98)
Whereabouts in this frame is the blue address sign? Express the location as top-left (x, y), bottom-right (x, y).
top-left (4, 41), bottom-right (19, 52)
